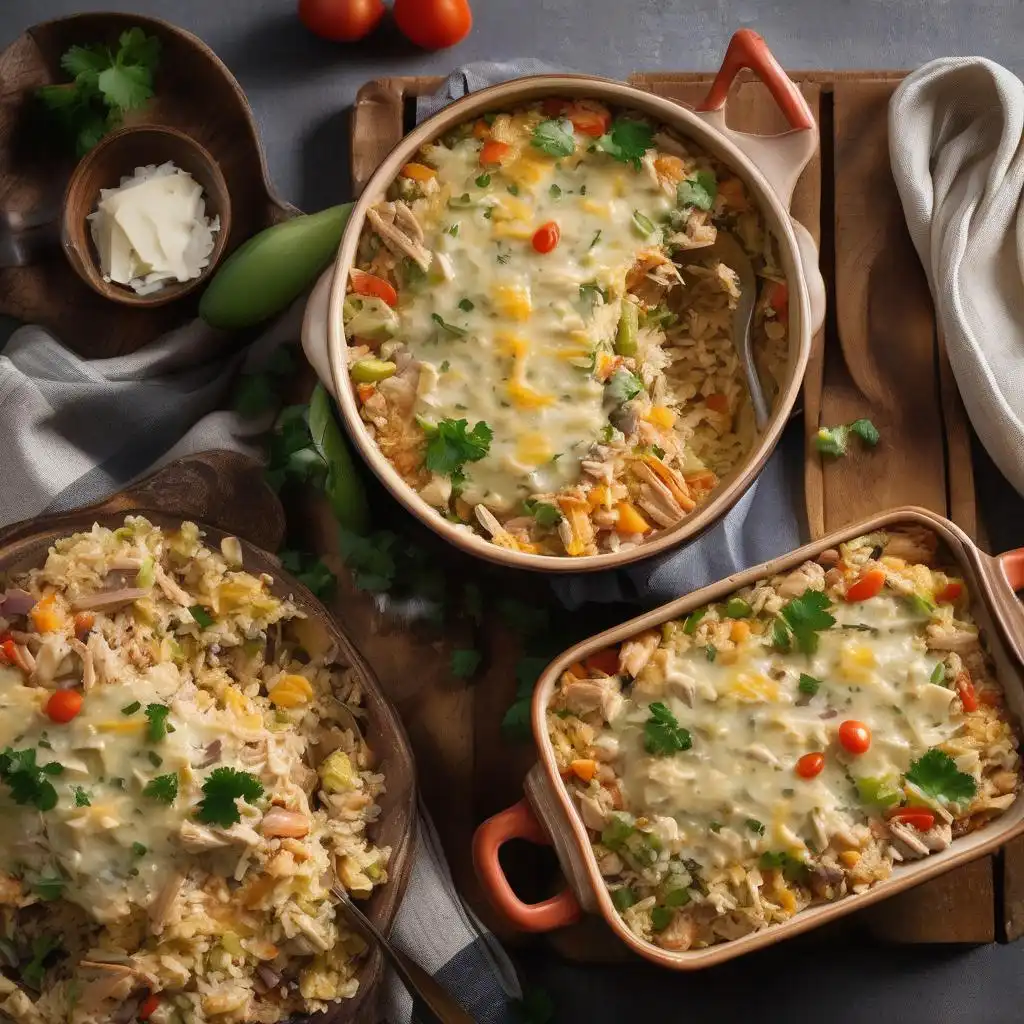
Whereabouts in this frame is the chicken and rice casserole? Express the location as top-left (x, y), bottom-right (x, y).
top-left (0, 517), bottom-right (389, 1024)
top-left (548, 526), bottom-right (1021, 950)
top-left (346, 97), bottom-right (790, 557)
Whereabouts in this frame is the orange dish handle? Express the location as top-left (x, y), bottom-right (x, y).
top-left (696, 28), bottom-right (815, 132)
top-left (998, 548), bottom-right (1024, 593)
top-left (472, 798), bottom-right (582, 933)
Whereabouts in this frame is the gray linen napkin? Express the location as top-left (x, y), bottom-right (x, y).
top-left (418, 63), bottom-right (807, 609)
top-left (0, 310), bottom-right (521, 1023)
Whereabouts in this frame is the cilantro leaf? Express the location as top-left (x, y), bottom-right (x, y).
top-left (423, 418), bottom-right (493, 478)
top-left (779, 590), bottom-right (835, 655)
top-left (597, 118), bottom-right (654, 169)
top-left (0, 747), bottom-right (61, 811)
top-left (143, 773), bottom-right (179, 804)
top-left (798, 673), bottom-right (822, 696)
top-left (451, 648), bottom-right (482, 678)
top-left (905, 748), bottom-right (977, 804)
top-left (523, 500), bottom-right (562, 528)
top-left (61, 44), bottom-right (110, 81)
top-left (196, 767), bottom-right (264, 827)
top-left (606, 368), bottom-right (643, 404)
top-left (531, 118), bottom-right (576, 157)
top-left (677, 170), bottom-right (717, 211)
top-left (745, 817), bottom-right (766, 835)
top-left (337, 529), bottom-right (398, 592)
top-left (97, 62), bottom-right (153, 111)
top-left (145, 704), bottom-right (172, 742)
top-left (73, 787), bottom-right (91, 807)
top-left (117, 27), bottom-right (161, 72)
top-left (644, 702), bottom-right (692, 756)
top-left (279, 550), bottom-right (337, 601)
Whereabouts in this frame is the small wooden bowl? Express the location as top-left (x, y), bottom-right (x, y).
top-left (61, 125), bottom-right (231, 308)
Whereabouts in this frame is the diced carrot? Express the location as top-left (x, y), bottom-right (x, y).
top-left (473, 119), bottom-right (491, 139)
top-left (570, 759), bottom-right (598, 782)
top-left (566, 102), bottom-right (611, 137)
top-left (480, 139), bottom-right (512, 166)
top-left (706, 392), bottom-right (730, 415)
top-left (567, 662), bottom-right (588, 679)
top-left (356, 383), bottom-right (376, 404)
top-left (716, 176), bottom-right (749, 210)
top-left (768, 280), bottom-right (789, 319)
top-left (595, 352), bottom-right (622, 382)
top-left (73, 611), bottom-right (94, 637)
top-left (644, 406), bottom-right (677, 429)
top-left (0, 638), bottom-right (16, 665)
top-left (400, 162), bottom-right (437, 182)
top-left (730, 620), bottom-right (751, 643)
top-left (936, 581), bottom-right (963, 603)
top-left (584, 647), bottom-right (620, 677)
top-left (615, 501), bottom-right (651, 536)
top-left (653, 155), bottom-right (687, 182)
top-left (139, 994), bottom-right (160, 1022)
top-left (683, 469), bottom-right (718, 498)
top-left (587, 484), bottom-right (610, 510)
top-left (845, 567), bottom-right (886, 602)
top-left (30, 594), bottom-right (60, 634)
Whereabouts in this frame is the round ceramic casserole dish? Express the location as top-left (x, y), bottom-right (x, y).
top-left (472, 506), bottom-right (1024, 968)
top-left (302, 30), bottom-right (826, 572)
top-left (0, 508), bottom-right (416, 1023)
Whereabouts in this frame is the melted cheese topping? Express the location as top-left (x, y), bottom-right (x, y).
top-left (614, 595), bottom-right (956, 869)
top-left (398, 138), bottom-right (674, 510)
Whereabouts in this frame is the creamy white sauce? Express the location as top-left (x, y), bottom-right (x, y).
top-left (400, 136), bottom-right (674, 509)
top-left (614, 594), bottom-right (956, 869)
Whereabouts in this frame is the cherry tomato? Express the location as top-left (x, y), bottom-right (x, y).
top-left (845, 567), bottom-right (886, 602)
top-left (479, 139), bottom-right (511, 167)
top-left (796, 752), bottom-right (825, 779)
top-left (0, 635), bottom-right (15, 665)
top-left (889, 808), bottom-right (936, 831)
top-left (393, 0), bottom-right (473, 50)
top-left (73, 612), bottom-right (95, 640)
top-left (937, 581), bottom-right (963, 603)
top-left (838, 719), bottom-right (871, 754)
top-left (566, 102), bottom-right (611, 137)
top-left (955, 670), bottom-right (978, 712)
top-left (349, 268), bottom-right (398, 308)
top-left (584, 647), bottom-right (620, 677)
top-left (138, 994), bottom-right (160, 1022)
top-left (979, 689), bottom-right (1003, 708)
top-left (298, 0), bottom-right (386, 41)
top-left (46, 689), bottom-right (84, 724)
top-left (532, 221), bottom-right (561, 254)
top-left (541, 98), bottom-right (570, 117)
top-left (768, 280), bottom-right (789, 319)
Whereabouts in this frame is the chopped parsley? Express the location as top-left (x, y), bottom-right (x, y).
top-left (458, 298), bottom-right (475, 312)
top-left (775, 591), bottom-right (836, 655)
top-left (606, 368), bottom-right (643, 404)
top-left (523, 499), bottom-right (562, 527)
top-left (439, 360), bottom-right (450, 373)
top-left (145, 703), bottom-right (172, 742)
top-left (131, 842), bottom-right (147, 857)
top-left (531, 118), bottom-right (576, 157)
top-left (798, 673), bottom-right (822, 696)
top-left (644, 702), bottom-right (692, 756)
top-left (745, 818), bottom-right (766, 836)
top-left (189, 604), bottom-right (213, 628)
top-left (709, 820), bottom-right (723, 833)
top-left (507, 183), bottom-right (520, 195)
top-left (475, 173), bottom-right (491, 187)
top-left (73, 787), bottom-right (91, 807)
top-left (31, 873), bottom-right (65, 901)
top-left (588, 229), bottom-right (602, 249)
top-left (120, 701), bottom-right (141, 716)
top-left (677, 170), bottom-right (717, 211)
top-left (143, 773), bottom-right (179, 804)
top-left (147, 751), bottom-right (163, 768)
top-left (815, 418), bottom-right (881, 457)
top-left (497, 252), bottom-right (511, 264)
top-left (423, 417), bottom-right (493, 481)
top-left (196, 767), bottom-right (264, 827)
top-left (704, 644), bottom-right (717, 663)
top-left (0, 747), bottom-right (63, 811)
top-left (431, 312), bottom-right (468, 338)
top-left (905, 748), bottom-right (977, 804)
top-left (597, 118), bottom-right (654, 169)
top-left (446, 222), bottom-right (460, 236)
top-left (549, 183), bottom-right (562, 198)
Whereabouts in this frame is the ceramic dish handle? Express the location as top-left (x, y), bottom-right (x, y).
top-left (472, 799), bottom-right (582, 932)
top-left (694, 28), bottom-right (817, 208)
top-left (998, 549), bottom-right (1024, 593)
top-left (302, 268), bottom-right (337, 398)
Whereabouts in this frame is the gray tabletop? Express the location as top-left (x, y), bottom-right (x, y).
top-left (5, 2), bottom-right (1024, 1022)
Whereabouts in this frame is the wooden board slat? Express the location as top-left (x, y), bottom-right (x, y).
top-left (345, 69), bottom-right (1012, 952)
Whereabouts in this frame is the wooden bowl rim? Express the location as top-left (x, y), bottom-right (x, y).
top-left (61, 124), bottom-right (232, 308)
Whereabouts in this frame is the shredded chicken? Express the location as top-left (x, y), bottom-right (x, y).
top-left (366, 202), bottom-right (432, 271)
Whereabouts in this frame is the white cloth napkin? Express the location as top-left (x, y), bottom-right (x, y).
top-left (889, 58), bottom-right (1024, 496)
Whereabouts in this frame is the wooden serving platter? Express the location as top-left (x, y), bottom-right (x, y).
top-left (343, 69), bottom-right (1018, 951)
top-left (0, 12), bottom-right (295, 358)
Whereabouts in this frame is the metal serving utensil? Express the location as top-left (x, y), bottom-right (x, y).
top-left (694, 230), bottom-right (770, 431)
top-left (0, 207), bottom-right (60, 268)
top-left (330, 885), bottom-right (474, 1024)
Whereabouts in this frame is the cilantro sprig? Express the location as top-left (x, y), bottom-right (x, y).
top-left (523, 500), bottom-right (562, 528)
top-left (279, 550), bottom-right (337, 601)
top-left (0, 748), bottom-right (63, 812)
top-left (143, 773), bottom-right (179, 805)
top-left (36, 28), bottom-right (161, 155)
top-left (145, 704), bottom-right (173, 742)
top-left (643, 702), bottom-right (692, 756)
top-left (195, 767), bottom-right (264, 827)
top-left (531, 118), bottom-right (576, 157)
top-left (905, 748), bottom-right (977, 805)
top-left (597, 118), bottom-right (654, 169)
top-left (677, 171), bottom-right (717, 211)
top-left (423, 417), bottom-right (493, 483)
top-left (773, 591), bottom-right (836, 655)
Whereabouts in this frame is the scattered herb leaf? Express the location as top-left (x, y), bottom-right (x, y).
top-left (196, 767), bottom-right (264, 827)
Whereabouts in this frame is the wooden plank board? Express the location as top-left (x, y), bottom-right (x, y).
top-left (344, 69), bottom-right (1008, 950)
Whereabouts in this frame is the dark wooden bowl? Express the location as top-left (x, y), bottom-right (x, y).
top-left (62, 125), bottom-right (232, 308)
top-left (0, 452), bottom-right (417, 1024)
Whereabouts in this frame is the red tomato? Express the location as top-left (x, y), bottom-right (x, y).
top-left (541, 98), bottom-right (570, 117)
top-left (566, 102), bottom-right (611, 137)
top-left (889, 808), bottom-right (936, 831)
top-left (584, 647), bottom-right (620, 677)
top-left (795, 752), bottom-right (825, 779)
top-left (838, 720), bottom-right (871, 754)
top-left (479, 139), bottom-right (511, 166)
top-left (46, 689), bottom-right (84, 724)
top-left (769, 280), bottom-right (789, 319)
top-left (845, 567), bottom-right (886, 602)
top-left (393, 0), bottom-right (473, 50)
top-left (298, 0), bottom-right (385, 41)
top-left (349, 268), bottom-right (398, 308)
top-left (532, 221), bottom-right (561, 254)
top-left (0, 636), bottom-right (14, 665)
top-left (955, 670), bottom-right (978, 712)
top-left (937, 581), bottom-right (963, 603)
top-left (138, 994), bottom-right (160, 1022)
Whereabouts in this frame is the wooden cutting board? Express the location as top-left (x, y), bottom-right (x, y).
top-left (344, 68), bottom-right (1023, 950)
